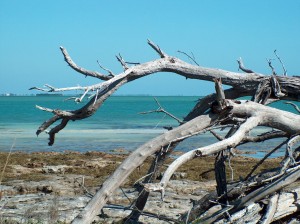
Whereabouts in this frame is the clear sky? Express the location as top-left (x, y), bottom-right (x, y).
top-left (1, 1), bottom-right (299, 96)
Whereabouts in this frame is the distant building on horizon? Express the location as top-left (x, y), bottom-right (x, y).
top-left (0, 93), bottom-right (17, 96)
top-left (36, 93), bottom-right (63, 96)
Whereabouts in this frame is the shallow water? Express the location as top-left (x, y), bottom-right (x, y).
top-left (0, 96), bottom-right (299, 158)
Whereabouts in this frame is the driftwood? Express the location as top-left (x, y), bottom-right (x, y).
top-left (31, 40), bottom-right (300, 223)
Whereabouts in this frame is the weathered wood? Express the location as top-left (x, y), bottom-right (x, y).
top-left (260, 194), bottom-right (279, 224)
top-left (214, 152), bottom-right (228, 205)
top-left (233, 167), bottom-right (300, 212)
top-left (31, 41), bottom-right (300, 223)
top-left (213, 186), bottom-right (300, 223)
top-left (32, 41), bottom-right (300, 145)
top-left (126, 142), bottom-right (178, 222)
top-left (146, 116), bottom-right (259, 196)
top-left (273, 189), bottom-right (300, 220)
top-left (71, 113), bottom-right (217, 224)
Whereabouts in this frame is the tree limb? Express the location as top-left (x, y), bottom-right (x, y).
top-left (146, 99), bottom-right (300, 195)
top-left (242, 130), bottom-right (288, 144)
top-left (237, 57), bottom-right (255, 73)
top-left (33, 41), bottom-right (300, 144)
top-left (150, 116), bottom-right (259, 194)
top-left (60, 47), bottom-right (111, 80)
top-left (71, 112), bottom-right (218, 224)
top-left (31, 41), bottom-right (300, 223)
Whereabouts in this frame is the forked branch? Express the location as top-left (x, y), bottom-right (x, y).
top-left (145, 99), bottom-right (300, 195)
top-left (60, 47), bottom-right (112, 80)
top-left (33, 41), bottom-right (300, 145)
top-left (31, 41), bottom-right (300, 223)
top-left (139, 98), bottom-right (184, 124)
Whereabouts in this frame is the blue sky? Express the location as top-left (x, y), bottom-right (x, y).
top-left (1, 1), bottom-right (299, 95)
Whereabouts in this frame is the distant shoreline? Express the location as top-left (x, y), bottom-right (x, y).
top-left (0, 94), bottom-right (203, 97)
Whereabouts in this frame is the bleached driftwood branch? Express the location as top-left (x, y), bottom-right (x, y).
top-left (31, 40), bottom-right (300, 223)
top-left (73, 98), bottom-right (300, 223)
top-left (31, 41), bottom-right (300, 146)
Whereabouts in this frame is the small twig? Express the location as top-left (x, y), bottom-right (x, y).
top-left (163, 142), bottom-right (172, 154)
top-left (153, 113), bottom-right (166, 129)
top-left (274, 50), bottom-right (287, 76)
top-left (209, 200), bottom-right (233, 207)
top-left (125, 61), bottom-right (140, 65)
top-left (133, 172), bottom-right (154, 186)
top-left (237, 57), bottom-right (255, 73)
top-left (245, 139), bottom-right (288, 180)
top-left (120, 187), bottom-right (132, 204)
top-left (177, 50), bottom-right (199, 66)
top-left (44, 84), bottom-right (56, 90)
top-left (93, 89), bottom-right (99, 106)
top-left (140, 98), bottom-right (184, 124)
top-left (29, 84), bottom-right (59, 92)
top-left (103, 204), bottom-right (180, 223)
top-left (74, 88), bottom-right (91, 103)
top-left (74, 176), bottom-right (94, 198)
top-left (36, 105), bottom-right (55, 113)
top-left (64, 97), bottom-right (77, 102)
top-left (285, 102), bottom-right (300, 114)
top-left (29, 86), bottom-right (46, 91)
top-left (0, 139), bottom-right (15, 185)
top-left (116, 54), bottom-right (129, 70)
top-left (185, 209), bottom-right (191, 224)
top-left (97, 60), bottom-right (115, 77)
top-left (147, 39), bottom-right (167, 58)
top-left (266, 58), bottom-right (277, 76)
top-left (228, 154), bottom-right (234, 182)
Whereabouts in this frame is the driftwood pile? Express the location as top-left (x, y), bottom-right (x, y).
top-left (31, 40), bottom-right (300, 223)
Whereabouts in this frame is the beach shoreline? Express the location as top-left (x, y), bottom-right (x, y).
top-left (0, 150), bottom-right (283, 223)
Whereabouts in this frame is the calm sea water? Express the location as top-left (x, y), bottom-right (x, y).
top-left (0, 96), bottom-right (299, 158)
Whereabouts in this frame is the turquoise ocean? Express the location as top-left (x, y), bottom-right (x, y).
top-left (0, 96), bottom-right (299, 158)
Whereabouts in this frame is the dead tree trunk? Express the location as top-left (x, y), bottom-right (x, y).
top-left (31, 40), bottom-right (300, 223)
